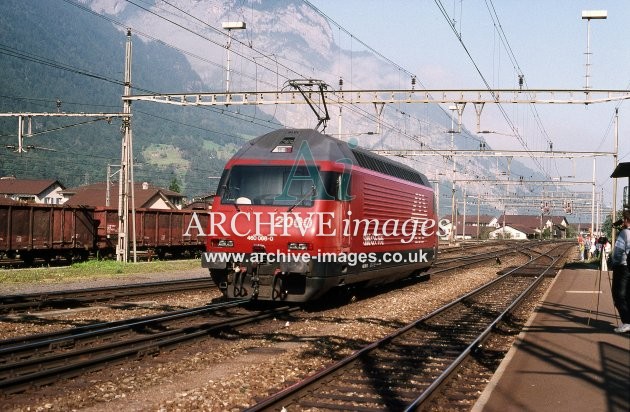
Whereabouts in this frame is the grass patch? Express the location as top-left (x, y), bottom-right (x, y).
top-left (202, 140), bottom-right (240, 160)
top-left (0, 259), bottom-right (202, 284)
top-left (142, 144), bottom-right (190, 168)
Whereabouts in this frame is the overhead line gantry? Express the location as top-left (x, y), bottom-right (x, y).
top-left (124, 88), bottom-right (630, 106)
top-left (370, 149), bottom-right (615, 158)
top-left (0, 112), bottom-right (128, 153)
top-left (119, 74), bottom-right (625, 255)
top-left (124, 87), bottom-right (630, 137)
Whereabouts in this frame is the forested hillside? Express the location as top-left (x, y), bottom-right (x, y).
top-left (0, 0), bottom-right (271, 196)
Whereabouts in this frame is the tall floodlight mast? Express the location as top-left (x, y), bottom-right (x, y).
top-left (582, 10), bottom-right (607, 91)
top-left (222, 21), bottom-right (246, 94)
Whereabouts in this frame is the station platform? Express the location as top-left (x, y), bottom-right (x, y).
top-left (473, 266), bottom-right (630, 412)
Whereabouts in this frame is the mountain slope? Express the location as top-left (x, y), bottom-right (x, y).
top-left (0, 0), bottom-right (271, 194)
top-left (0, 0), bottom-right (544, 215)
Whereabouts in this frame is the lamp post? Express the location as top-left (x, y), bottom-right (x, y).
top-left (582, 10), bottom-right (607, 91)
top-left (222, 21), bottom-right (246, 93)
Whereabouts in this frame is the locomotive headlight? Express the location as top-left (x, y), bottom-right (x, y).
top-left (217, 239), bottom-right (234, 247)
top-left (272, 145), bottom-right (293, 153)
top-left (288, 242), bottom-right (310, 250)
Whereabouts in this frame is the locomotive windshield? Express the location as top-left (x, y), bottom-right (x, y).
top-left (217, 165), bottom-right (338, 206)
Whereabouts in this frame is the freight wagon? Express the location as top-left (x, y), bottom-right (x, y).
top-left (0, 199), bottom-right (208, 264)
top-left (0, 199), bottom-right (94, 264)
top-left (93, 207), bottom-right (209, 259)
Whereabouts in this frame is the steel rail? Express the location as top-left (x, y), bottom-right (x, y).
top-left (0, 303), bottom-right (298, 394)
top-left (429, 241), bottom-right (543, 274)
top-left (0, 299), bottom-right (248, 356)
top-left (246, 243), bottom-right (570, 411)
top-left (0, 277), bottom-right (214, 314)
top-left (404, 244), bottom-right (568, 410)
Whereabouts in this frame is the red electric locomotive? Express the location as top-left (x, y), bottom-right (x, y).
top-left (202, 129), bottom-right (438, 302)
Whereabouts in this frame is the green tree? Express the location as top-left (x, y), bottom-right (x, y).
top-left (169, 177), bottom-right (181, 193)
top-left (479, 227), bottom-right (493, 240)
top-left (601, 211), bottom-right (623, 240)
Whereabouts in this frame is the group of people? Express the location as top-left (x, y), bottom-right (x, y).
top-left (577, 233), bottom-right (610, 262)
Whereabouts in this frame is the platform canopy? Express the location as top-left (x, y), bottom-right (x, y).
top-left (610, 162), bottom-right (630, 178)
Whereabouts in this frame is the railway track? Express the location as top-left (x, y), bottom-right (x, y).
top-left (0, 299), bottom-right (299, 394)
top-left (246, 243), bottom-right (571, 411)
top-left (0, 277), bottom-right (215, 314)
top-left (429, 240), bottom-right (548, 274)
top-left (437, 240), bottom-right (506, 256)
top-left (0, 251), bottom-right (201, 269)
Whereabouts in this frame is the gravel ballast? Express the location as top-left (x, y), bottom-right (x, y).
top-left (2, 253), bottom-right (547, 411)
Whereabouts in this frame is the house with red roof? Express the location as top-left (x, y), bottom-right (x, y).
top-left (439, 214), bottom-right (500, 240)
top-left (491, 214), bottom-right (569, 239)
top-left (0, 177), bottom-right (65, 204)
top-left (62, 181), bottom-right (185, 210)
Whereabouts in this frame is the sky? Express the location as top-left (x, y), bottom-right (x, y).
top-left (307, 0), bottom-right (630, 213)
top-left (5, 0), bottom-right (626, 221)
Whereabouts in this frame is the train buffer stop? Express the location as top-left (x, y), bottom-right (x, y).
top-left (473, 265), bottom-right (629, 412)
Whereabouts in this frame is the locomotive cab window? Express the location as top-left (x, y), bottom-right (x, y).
top-left (336, 172), bottom-right (352, 201)
top-left (218, 165), bottom-right (337, 206)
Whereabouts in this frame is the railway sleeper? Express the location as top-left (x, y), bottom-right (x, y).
top-left (136, 345), bottom-right (160, 359)
top-left (49, 339), bottom-right (75, 351)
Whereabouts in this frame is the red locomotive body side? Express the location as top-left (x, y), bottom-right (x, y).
top-left (203, 129), bottom-right (438, 302)
top-left (344, 167), bottom-right (437, 285)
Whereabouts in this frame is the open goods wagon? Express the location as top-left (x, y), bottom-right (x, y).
top-left (93, 207), bottom-right (209, 259)
top-left (0, 201), bottom-right (209, 264)
top-left (0, 202), bottom-right (94, 264)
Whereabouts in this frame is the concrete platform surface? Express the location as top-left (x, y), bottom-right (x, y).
top-left (474, 267), bottom-right (630, 412)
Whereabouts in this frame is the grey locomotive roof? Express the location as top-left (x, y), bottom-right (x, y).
top-left (232, 129), bottom-right (431, 187)
top-left (232, 129), bottom-right (351, 161)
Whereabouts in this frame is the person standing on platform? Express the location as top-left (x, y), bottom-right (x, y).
top-left (601, 238), bottom-right (612, 271)
top-left (610, 210), bottom-right (630, 333)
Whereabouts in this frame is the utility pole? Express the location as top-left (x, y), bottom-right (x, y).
top-left (338, 78), bottom-right (343, 137)
top-left (477, 192), bottom-right (480, 239)
top-left (582, 10), bottom-right (608, 91)
top-left (462, 187), bottom-right (467, 240)
top-left (117, 29), bottom-right (137, 263)
top-left (450, 157), bottom-right (457, 244)
top-left (612, 108), bottom-right (619, 246)
top-left (591, 159), bottom-right (596, 235)
top-left (107, 164), bottom-right (111, 208)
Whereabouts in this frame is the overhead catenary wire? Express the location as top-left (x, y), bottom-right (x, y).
top-left (148, 0), bottom-right (531, 192)
top-left (61, 0), bottom-right (484, 159)
top-left (301, 0), bottom-right (486, 144)
top-left (131, 0), bottom-right (463, 151)
top-left (483, 0), bottom-right (557, 176)
top-left (6, 1), bottom-right (551, 204)
top-left (0, 41), bottom-right (282, 132)
top-left (433, 0), bottom-right (550, 180)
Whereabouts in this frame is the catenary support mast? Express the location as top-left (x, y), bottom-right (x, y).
top-left (117, 29), bottom-right (136, 262)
